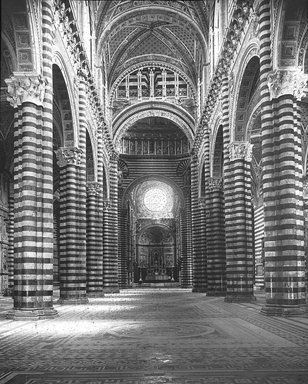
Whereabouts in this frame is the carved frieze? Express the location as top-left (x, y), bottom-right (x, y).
top-left (56, 147), bottom-right (83, 167)
top-left (267, 69), bottom-right (308, 101)
top-left (228, 142), bottom-right (253, 162)
top-left (5, 73), bottom-right (47, 107)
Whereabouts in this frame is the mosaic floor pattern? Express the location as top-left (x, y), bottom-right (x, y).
top-left (0, 289), bottom-right (308, 383)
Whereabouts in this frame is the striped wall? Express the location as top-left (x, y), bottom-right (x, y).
top-left (120, 156), bottom-right (185, 190)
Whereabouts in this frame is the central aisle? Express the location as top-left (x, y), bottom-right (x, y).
top-left (0, 288), bottom-right (308, 383)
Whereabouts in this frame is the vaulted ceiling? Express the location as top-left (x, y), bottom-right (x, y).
top-left (95, 0), bottom-right (211, 92)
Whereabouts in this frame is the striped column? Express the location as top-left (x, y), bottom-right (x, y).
top-left (5, 73), bottom-right (57, 320)
top-left (304, 180), bottom-right (308, 287)
top-left (86, 182), bottom-right (104, 297)
top-left (57, 147), bottom-right (88, 304)
top-left (119, 205), bottom-right (128, 288)
top-left (96, 126), bottom-right (105, 292)
top-left (7, 188), bottom-right (14, 296)
top-left (181, 186), bottom-right (193, 288)
top-left (260, 67), bottom-right (307, 316)
top-left (103, 155), bottom-right (119, 292)
top-left (224, 142), bottom-right (254, 302)
top-left (205, 178), bottom-right (226, 295)
top-left (191, 155), bottom-right (207, 292)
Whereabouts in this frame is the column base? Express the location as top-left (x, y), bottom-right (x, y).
top-left (224, 293), bottom-right (256, 303)
top-left (103, 287), bottom-right (120, 293)
top-left (6, 308), bottom-right (58, 321)
top-left (57, 297), bottom-right (89, 305)
top-left (261, 304), bottom-right (307, 317)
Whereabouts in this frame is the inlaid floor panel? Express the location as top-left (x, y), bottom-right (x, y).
top-left (0, 289), bottom-right (307, 383)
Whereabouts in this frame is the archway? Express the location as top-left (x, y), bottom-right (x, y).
top-left (52, 64), bottom-right (75, 289)
top-left (137, 225), bottom-right (176, 283)
top-left (121, 176), bottom-right (184, 287)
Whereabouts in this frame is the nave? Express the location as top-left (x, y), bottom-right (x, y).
top-left (0, 288), bottom-right (308, 383)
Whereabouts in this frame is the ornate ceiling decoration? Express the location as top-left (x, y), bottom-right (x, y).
top-left (95, 0), bottom-right (210, 145)
top-left (96, 0), bottom-right (209, 93)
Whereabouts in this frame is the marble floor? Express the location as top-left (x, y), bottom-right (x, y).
top-left (0, 288), bottom-right (308, 384)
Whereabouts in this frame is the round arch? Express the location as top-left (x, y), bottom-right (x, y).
top-left (121, 174), bottom-right (185, 211)
top-left (110, 61), bottom-right (197, 103)
top-left (53, 53), bottom-right (78, 147)
top-left (231, 52), bottom-right (260, 142)
top-left (211, 125), bottom-right (224, 179)
top-left (137, 223), bottom-right (175, 243)
top-left (113, 103), bottom-right (195, 147)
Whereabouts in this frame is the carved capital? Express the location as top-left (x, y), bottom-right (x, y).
top-left (56, 147), bottom-right (83, 167)
top-left (110, 151), bottom-right (119, 162)
top-left (77, 65), bottom-right (89, 81)
top-left (228, 142), bottom-right (253, 161)
top-left (87, 182), bottom-right (102, 196)
top-left (5, 73), bottom-right (47, 107)
top-left (206, 177), bottom-right (223, 191)
top-left (198, 197), bottom-right (206, 208)
top-left (103, 198), bottom-right (111, 210)
top-left (304, 178), bottom-right (308, 197)
top-left (267, 68), bottom-right (308, 100)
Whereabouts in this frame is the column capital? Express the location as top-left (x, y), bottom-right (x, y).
top-left (87, 182), bottom-right (102, 196)
top-left (228, 141), bottom-right (253, 162)
top-left (5, 73), bottom-right (47, 108)
top-left (56, 147), bottom-right (83, 167)
top-left (103, 198), bottom-right (111, 209)
top-left (198, 197), bottom-right (206, 208)
top-left (303, 177), bottom-right (308, 197)
top-left (267, 68), bottom-right (308, 101)
top-left (109, 151), bottom-right (119, 162)
top-left (206, 177), bottom-right (223, 191)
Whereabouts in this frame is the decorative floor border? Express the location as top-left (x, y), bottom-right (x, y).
top-left (1, 369), bottom-right (308, 384)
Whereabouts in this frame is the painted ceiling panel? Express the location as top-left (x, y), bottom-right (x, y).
top-left (128, 33), bottom-right (177, 59)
